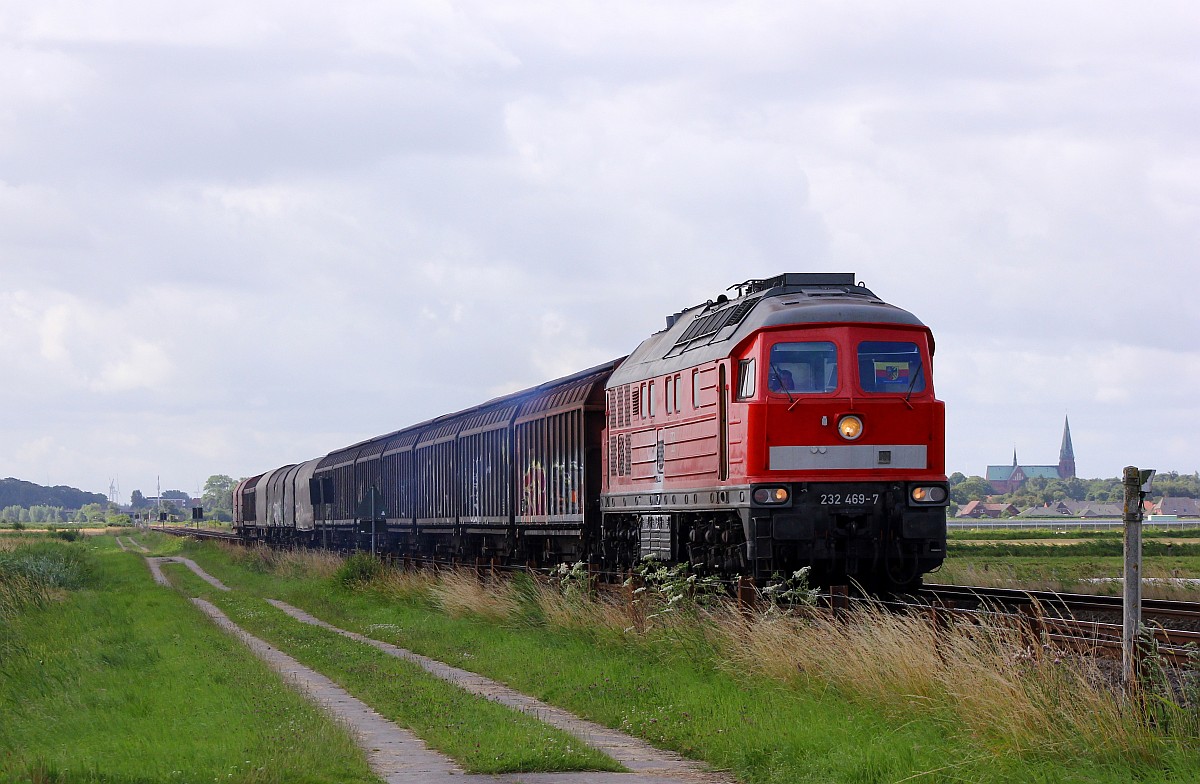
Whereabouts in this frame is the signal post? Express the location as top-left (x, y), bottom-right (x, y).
top-left (1122, 465), bottom-right (1154, 687)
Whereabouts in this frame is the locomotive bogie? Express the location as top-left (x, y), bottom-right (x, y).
top-left (600, 506), bottom-right (749, 575)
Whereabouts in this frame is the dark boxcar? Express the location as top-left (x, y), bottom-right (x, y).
top-left (312, 440), bottom-right (371, 550)
top-left (409, 362), bottom-right (616, 564)
top-left (456, 401), bottom-right (520, 531)
top-left (509, 364), bottom-right (612, 563)
top-left (415, 418), bottom-right (462, 532)
top-left (234, 473), bottom-right (264, 535)
top-left (381, 428), bottom-right (421, 535)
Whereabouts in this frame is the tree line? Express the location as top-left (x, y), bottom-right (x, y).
top-left (949, 470), bottom-right (1199, 510)
top-left (0, 475), bottom-right (240, 525)
top-left (0, 478), bottom-right (107, 510)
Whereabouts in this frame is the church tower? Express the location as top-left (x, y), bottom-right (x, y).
top-left (1058, 416), bottom-right (1076, 479)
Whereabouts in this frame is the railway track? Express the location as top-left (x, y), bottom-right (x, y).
top-left (914, 583), bottom-right (1200, 667)
top-left (154, 526), bottom-right (243, 543)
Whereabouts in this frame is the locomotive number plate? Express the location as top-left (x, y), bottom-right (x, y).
top-left (819, 493), bottom-right (881, 506)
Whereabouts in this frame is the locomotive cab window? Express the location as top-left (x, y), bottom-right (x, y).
top-left (767, 342), bottom-right (837, 394)
top-left (736, 358), bottom-right (756, 400)
top-left (857, 341), bottom-right (926, 394)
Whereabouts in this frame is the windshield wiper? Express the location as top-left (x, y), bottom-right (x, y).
top-left (903, 356), bottom-right (925, 408)
top-left (769, 364), bottom-right (794, 406)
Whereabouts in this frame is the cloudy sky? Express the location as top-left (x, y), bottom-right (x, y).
top-left (2, 1), bottom-right (1196, 502)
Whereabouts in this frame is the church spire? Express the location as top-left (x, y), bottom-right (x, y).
top-left (1058, 416), bottom-right (1076, 478)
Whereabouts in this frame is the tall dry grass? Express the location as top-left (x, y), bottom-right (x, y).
top-left (415, 566), bottom-right (1184, 762)
top-left (372, 566), bottom-right (441, 604)
top-left (269, 558), bottom-right (1187, 764)
top-left (719, 601), bottom-right (1167, 761)
top-left (216, 542), bottom-right (344, 579)
top-left (530, 579), bottom-right (642, 636)
top-left (430, 568), bottom-right (522, 621)
top-left (427, 567), bottom-right (642, 636)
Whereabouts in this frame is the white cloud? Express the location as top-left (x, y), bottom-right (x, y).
top-left (940, 338), bottom-right (1200, 477)
top-left (0, 0), bottom-right (1197, 498)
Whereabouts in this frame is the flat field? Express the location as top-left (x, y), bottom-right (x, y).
top-left (3, 531), bottom-right (1198, 783)
top-left (942, 527), bottom-right (1200, 599)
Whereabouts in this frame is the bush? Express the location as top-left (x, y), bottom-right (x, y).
top-left (334, 553), bottom-right (384, 587)
top-left (2, 551), bottom-right (89, 590)
top-left (625, 559), bottom-right (726, 622)
top-left (0, 541), bottom-right (97, 618)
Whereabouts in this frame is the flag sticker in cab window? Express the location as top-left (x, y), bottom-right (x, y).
top-left (874, 361), bottom-right (910, 383)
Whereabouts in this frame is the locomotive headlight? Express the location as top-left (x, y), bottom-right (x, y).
top-left (910, 486), bottom-right (948, 504)
top-left (837, 415), bottom-right (863, 441)
top-left (752, 486), bottom-right (790, 505)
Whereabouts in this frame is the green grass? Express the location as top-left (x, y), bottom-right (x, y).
top-left (0, 536), bottom-right (379, 783)
top-left (19, 531), bottom-right (1193, 783)
top-left (168, 537), bottom-right (1200, 784)
top-left (161, 562), bottom-right (620, 775)
top-left (949, 526), bottom-right (1200, 541)
top-left (939, 526), bottom-right (1200, 597)
top-left (935, 554), bottom-right (1200, 598)
top-left (947, 540), bottom-right (1200, 559)
top-left (164, 554), bottom-right (962, 783)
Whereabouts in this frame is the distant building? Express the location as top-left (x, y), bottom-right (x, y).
top-left (986, 416), bottom-right (1076, 494)
top-left (1018, 499), bottom-right (1122, 518)
top-left (1153, 496), bottom-right (1200, 517)
top-left (957, 500), bottom-right (1020, 519)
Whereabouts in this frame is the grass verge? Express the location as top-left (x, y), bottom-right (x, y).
top-left (161, 561), bottom-right (621, 775)
top-left (0, 535), bottom-right (379, 783)
top-left (168, 535), bottom-right (1200, 784)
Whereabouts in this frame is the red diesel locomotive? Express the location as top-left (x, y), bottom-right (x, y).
top-left (235, 273), bottom-right (947, 589)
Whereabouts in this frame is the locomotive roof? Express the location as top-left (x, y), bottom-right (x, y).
top-left (607, 272), bottom-right (928, 387)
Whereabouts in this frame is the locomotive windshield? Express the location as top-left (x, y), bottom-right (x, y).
top-left (768, 342), bottom-right (837, 394)
top-left (857, 341), bottom-right (925, 394)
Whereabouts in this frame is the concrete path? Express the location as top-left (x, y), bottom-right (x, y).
top-left (268, 600), bottom-right (728, 783)
top-left (121, 536), bottom-right (150, 553)
top-left (145, 556), bottom-right (231, 591)
top-left (193, 598), bottom-right (465, 784)
top-left (156, 558), bottom-right (734, 784)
